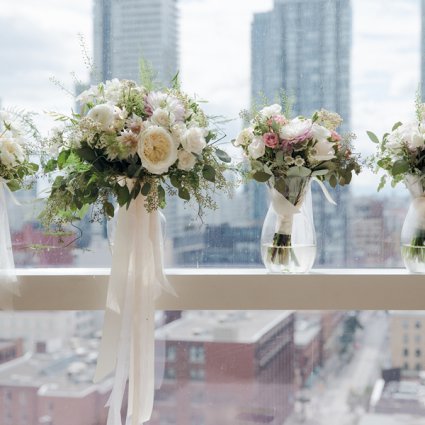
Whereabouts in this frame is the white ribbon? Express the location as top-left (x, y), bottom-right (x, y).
top-left (0, 180), bottom-right (20, 310)
top-left (94, 196), bottom-right (173, 425)
top-left (270, 177), bottom-right (336, 234)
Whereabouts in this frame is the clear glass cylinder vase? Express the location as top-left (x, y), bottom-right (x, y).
top-left (261, 177), bottom-right (316, 273)
top-left (401, 175), bottom-right (425, 273)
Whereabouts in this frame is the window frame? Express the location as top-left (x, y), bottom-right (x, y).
top-left (10, 268), bottom-right (425, 311)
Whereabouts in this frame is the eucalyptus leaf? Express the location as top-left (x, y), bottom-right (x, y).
top-left (311, 169), bottom-right (329, 177)
top-left (287, 166), bottom-right (311, 177)
top-left (178, 187), bottom-right (190, 201)
top-left (170, 174), bottom-right (181, 188)
top-left (274, 178), bottom-right (286, 195)
top-left (252, 171), bottom-right (272, 182)
top-left (366, 131), bottom-right (380, 144)
top-left (215, 148), bottom-right (231, 163)
top-left (141, 182), bottom-right (151, 196)
top-left (392, 160), bottom-right (409, 176)
top-left (104, 201), bottom-right (115, 218)
top-left (202, 165), bottom-right (216, 182)
top-left (392, 121), bottom-right (403, 131)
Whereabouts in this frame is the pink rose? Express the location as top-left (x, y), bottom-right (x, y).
top-left (331, 130), bottom-right (342, 142)
top-left (263, 132), bottom-right (279, 148)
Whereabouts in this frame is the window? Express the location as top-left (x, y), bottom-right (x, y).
top-left (3, 1), bottom-right (425, 425)
top-left (189, 345), bottom-right (205, 364)
top-left (416, 349), bottom-right (421, 358)
top-left (404, 348), bottom-right (409, 357)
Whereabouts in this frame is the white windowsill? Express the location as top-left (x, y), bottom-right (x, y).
top-left (9, 268), bottom-right (425, 311)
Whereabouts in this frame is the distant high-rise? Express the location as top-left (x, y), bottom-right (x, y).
top-left (252, 0), bottom-right (351, 128)
top-left (251, 0), bottom-right (352, 266)
top-left (93, 0), bottom-right (179, 84)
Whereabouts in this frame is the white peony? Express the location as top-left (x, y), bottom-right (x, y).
top-left (388, 122), bottom-right (425, 150)
top-left (171, 123), bottom-right (187, 146)
top-left (182, 127), bottom-right (206, 154)
top-left (87, 103), bottom-right (115, 131)
top-left (234, 128), bottom-right (253, 147)
top-left (138, 126), bottom-right (178, 174)
top-left (104, 78), bottom-right (123, 103)
top-left (259, 104), bottom-right (282, 118)
top-left (0, 136), bottom-right (25, 167)
top-left (76, 85), bottom-right (100, 105)
top-left (177, 149), bottom-right (197, 171)
top-left (280, 118), bottom-right (312, 141)
top-left (248, 136), bottom-right (265, 159)
top-left (151, 108), bottom-right (175, 128)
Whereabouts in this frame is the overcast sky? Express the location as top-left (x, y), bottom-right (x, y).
top-left (0, 0), bottom-right (421, 195)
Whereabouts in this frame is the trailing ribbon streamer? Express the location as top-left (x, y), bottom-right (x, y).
top-left (94, 195), bottom-right (173, 425)
top-left (0, 180), bottom-right (20, 310)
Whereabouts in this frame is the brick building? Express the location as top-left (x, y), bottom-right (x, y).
top-left (152, 310), bottom-right (295, 425)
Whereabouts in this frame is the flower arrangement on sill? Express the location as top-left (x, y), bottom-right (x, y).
top-left (0, 109), bottom-right (39, 191)
top-left (234, 103), bottom-right (361, 272)
top-left (40, 76), bottom-right (232, 229)
top-left (0, 108), bottom-right (39, 309)
top-left (368, 95), bottom-right (425, 271)
top-left (39, 73), bottom-right (233, 425)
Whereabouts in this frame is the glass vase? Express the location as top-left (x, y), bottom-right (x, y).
top-left (401, 175), bottom-right (425, 273)
top-left (261, 177), bottom-right (316, 273)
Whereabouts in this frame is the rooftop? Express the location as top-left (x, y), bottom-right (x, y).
top-left (294, 318), bottom-right (321, 347)
top-left (359, 413), bottom-right (425, 425)
top-left (155, 310), bottom-right (293, 344)
top-left (0, 338), bottom-right (112, 397)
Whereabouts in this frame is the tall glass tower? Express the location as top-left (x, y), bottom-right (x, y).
top-left (93, 0), bottom-right (179, 84)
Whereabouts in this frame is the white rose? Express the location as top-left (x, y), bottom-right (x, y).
top-left (234, 128), bottom-right (253, 147)
top-left (248, 136), bottom-right (265, 159)
top-left (182, 127), bottom-right (206, 154)
top-left (0, 137), bottom-right (25, 167)
top-left (309, 123), bottom-right (335, 161)
top-left (87, 104), bottom-right (115, 131)
top-left (310, 123), bottom-right (331, 143)
top-left (312, 139), bottom-right (335, 161)
top-left (259, 104), bottom-right (282, 117)
top-left (280, 118), bottom-right (312, 141)
top-left (151, 108), bottom-right (175, 128)
top-left (138, 126), bottom-right (178, 174)
top-left (177, 149), bottom-right (197, 171)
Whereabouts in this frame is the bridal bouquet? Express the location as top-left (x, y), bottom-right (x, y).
top-left (41, 77), bottom-right (231, 425)
top-left (235, 104), bottom-right (360, 272)
top-left (368, 100), bottom-right (425, 271)
top-left (0, 109), bottom-right (39, 308)
top-left (42, 78), bottom-right (230, 226)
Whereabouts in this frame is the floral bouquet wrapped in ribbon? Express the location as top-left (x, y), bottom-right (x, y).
top-left (0, 109), bottom-right (39, 308)
top-left (235, 104), bottom-right (360, 273)
top-left (41, 77), bottom-right (231, 424)
top-left (368, 99), bottom-right (425, 273)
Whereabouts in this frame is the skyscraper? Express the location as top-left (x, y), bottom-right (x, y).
top-left (93, 0), bottom-right (179, 84)
top-left (251, 0), bottom-right (352, 266)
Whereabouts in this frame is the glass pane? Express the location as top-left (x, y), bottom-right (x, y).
top-left (1, 310), bottom-right (424, 424)
top-left (1, 0), bottom-right (421, 268)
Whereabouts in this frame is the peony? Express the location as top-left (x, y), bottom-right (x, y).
top-left (182, 127), bottom-right (206, 154)
top-left (0, 137), bottom-right (25, 167)
top-left (87, 104), bottom-right (115, 131)
top-left (248, 136), bottom-right (265, 159)
top-left (177, 149), bottom-right (197, 171)
top-left (171, 123), bottom-right (187, 146)
top-left (138, 126), bottom-right (178, 174)
top-left (279, 118), bottom-right (312, 143)
top-left (387, 123), bottom-right (425, 151)
top-left (259, 104), bottom-right (282, 118)
top-left (126, 114), bottom-right (145, 134)
top-left (151, 108), bottom-right (175, 128)
top-left (234, 128), bottom-right (253, 147)
top-left (145, 92), bottom-right (185, 122)
top-left (263, 132), bottom-right (279, 148)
